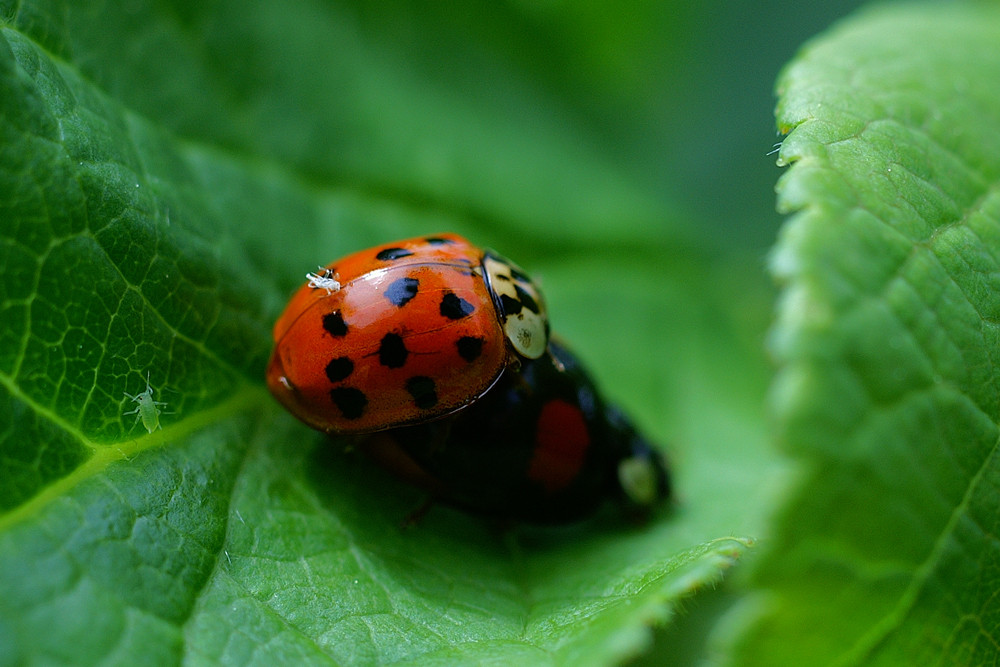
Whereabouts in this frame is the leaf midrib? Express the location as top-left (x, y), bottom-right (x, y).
top-left (0, 383), bottom-right (270, 531)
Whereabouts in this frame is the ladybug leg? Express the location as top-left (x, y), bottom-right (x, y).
top-left (363, 431), bottom-right (453, 527)
top-left (400, 496), bottom-right (437, 529)
top-left (423, 420), bottom-right (454, 456)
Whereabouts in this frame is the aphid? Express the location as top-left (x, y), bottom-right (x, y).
top-left (306, 267), bottom-right (341, 294)
top-left (123, 372), bottom-right (169, 433)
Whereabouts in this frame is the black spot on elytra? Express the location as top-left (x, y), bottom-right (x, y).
top-left (330, 387), bottom-right (367, 419)
top-left (456, 336), bottom-right (485, 362)
top-left (499, 294), bottom-right (522, 316)
top-left (406, 376), bottom-right (438, 409)
top-left (325, 357), bottom-right (354, 382)
top-left (384, 276), bottom-right (419, 308)
top-left (376, 247), bottom-right (413, 261)
top-left (514, 285), bottom-right (540, 314)
top-left (379, 333), bottom-right (409, 368)
top-left (424, 237), bottom-right (454, 245)
top-left (440, 292), bottom-right (475, 320)
top-left (323, 311), bottom-right (348, 337)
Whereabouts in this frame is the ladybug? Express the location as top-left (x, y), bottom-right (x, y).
top-left (267, 234), bottom-right (549, 435)
top-left (365, 340), bottom-right (671, 522)
top-left (267, 233), bottom-right (670, 522)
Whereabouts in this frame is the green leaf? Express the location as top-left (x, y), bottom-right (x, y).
top-left (1, 2), bottom-right (777, 665)
top-left (730, 4), bottom-right (1000, 665)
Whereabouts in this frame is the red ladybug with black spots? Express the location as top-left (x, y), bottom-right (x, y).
top-left (266, 233), bottom-right (670, 521)
top-left (268, 234), bottom-right (548, 435)
top-left (366, 339), bottom-right (670, 522)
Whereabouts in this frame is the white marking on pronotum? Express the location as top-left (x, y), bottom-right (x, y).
top-left (306, 267), bottom-right (341, 294)
top-left (123, 371), bottom-right (169, 433)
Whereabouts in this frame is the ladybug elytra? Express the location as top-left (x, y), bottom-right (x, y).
top-left (267, 234), bottom-right (547, 434)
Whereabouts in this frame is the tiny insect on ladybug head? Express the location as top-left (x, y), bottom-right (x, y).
top-left (267, 234), bottom-right (549, 435)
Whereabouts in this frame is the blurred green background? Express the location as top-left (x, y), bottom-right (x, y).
top-left (38, 0), bottom-right (868, 252)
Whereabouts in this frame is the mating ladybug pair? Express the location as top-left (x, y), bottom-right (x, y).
top-left (267, 234), bottom-right (670, 522)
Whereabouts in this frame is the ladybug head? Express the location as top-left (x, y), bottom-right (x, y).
top-left (606, 408), bottom-right (671, 510)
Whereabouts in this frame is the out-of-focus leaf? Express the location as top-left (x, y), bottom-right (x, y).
top-left (729, 5), bottom-right (1000, 665)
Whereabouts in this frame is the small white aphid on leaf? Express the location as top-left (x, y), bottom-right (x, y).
top-left (124, 371), bottom-right (169, 433)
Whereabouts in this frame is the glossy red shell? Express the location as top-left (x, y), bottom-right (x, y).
top-left (267, 234), bottom-right (511, 434)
